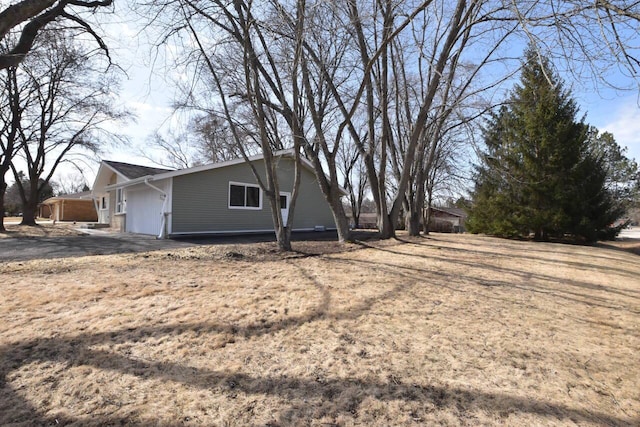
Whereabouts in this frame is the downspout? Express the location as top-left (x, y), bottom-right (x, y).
top-left (92, 196), bottom-right (100, 223)
top-left (144, 178), bottom-right (168, 239)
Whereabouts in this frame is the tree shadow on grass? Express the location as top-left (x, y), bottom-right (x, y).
top-left (1, 320), bottom-right (637, 426)
top-left (365, 239), bottom-right (640, 302)
top-left (395, 235), bottom-right (640, 283)
top-left (0, 261), bottom-right (417, 425)
top-left (597, 240), bottom-right (640, 257)
top-left (1, 247), bottom-right (637, 425)
top-left (321, 251), bottom-right (640, 338)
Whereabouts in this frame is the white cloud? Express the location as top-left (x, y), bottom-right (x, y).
top-left (128, 100), bottom-right (172, 115)
top-left (600, 99), bottom-right (640, 162)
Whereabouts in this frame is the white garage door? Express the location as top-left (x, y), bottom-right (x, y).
top-left (125, 187), bottom-right (165, 235)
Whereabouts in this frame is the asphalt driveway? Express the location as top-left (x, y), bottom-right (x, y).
top-left (0, 233), bottom-right (200, 262)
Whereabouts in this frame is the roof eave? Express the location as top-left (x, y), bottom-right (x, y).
top-left (104, 175), bottom-right (157, 191)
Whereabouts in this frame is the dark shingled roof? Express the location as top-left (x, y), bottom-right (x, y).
top-left (431, 207), bottom-right (467, 217)
top-left (103, 160), bottom-right (172, 179)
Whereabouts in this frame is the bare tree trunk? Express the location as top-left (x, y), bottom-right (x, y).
top-left (0, 179), bottom-right (6, 231)
top-left (534, 228), bottom-right (548, 241)
top-left (20, 201), bottom-right (37, 225)
top-left (363, 154), bottom-right (393, 238)
top-left (406, 204), bottom-right (423, 236)
top-left (378, 213), bottom-right (393, 238)
top-left (328, 192), bottom-right (352, 243)
top-left (353, 207), bottom-right (361, 229)
top-left (423, 191), bottom-right (433, 235)
top-left (377, 0), bottom-right (394, 238)
top-left (1, 66), bottom-right (23, 232)
top-left (19, 177), bottom-right (38, 225)
top-left (406, 142), bottom-right (427, 237)
top-left (269, 200), bottom-right (292, 251)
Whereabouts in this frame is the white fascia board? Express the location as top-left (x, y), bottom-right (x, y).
top-left (91, 163), bottom-right (110, 195)
top-left (104, 175), bottom-right (155, 191)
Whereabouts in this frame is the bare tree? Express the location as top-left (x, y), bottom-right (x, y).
top-left (192, 114), bottom-right (259, 163)
top-left (509, 1), bottom-right (640, 91)
top-left (140, 130), bottom-right (194, 170)
top-left (143, 0), bottom-right (308, 250)
top-left (423, 124), bottom-right (471, 234)
top-left (337, 138), bottom-right (368, 229)
top-left (52, 171), bottom-right (90, 195)
top-left (139, 115), bottom-right (255, 170)
top-left (142, 0), bottom-right (640, 244)
top-left (10, 30), bottom-right (127, 225)
top-left (0, 64), bottom-right (26, 230)
top-left (0, 0), bottom-right (114, 70)
top-left (334, 0), bottom-right (640, 238)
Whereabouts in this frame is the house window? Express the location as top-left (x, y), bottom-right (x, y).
top-left (229, 182), bottom-right (262, 209)
top-left (101, 196), bottom-right (107, 210)
top-left (115, 188), bottom-right (125, 214)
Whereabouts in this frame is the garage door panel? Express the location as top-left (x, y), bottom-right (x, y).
top-left (126, 188), bottom-right (164, 235)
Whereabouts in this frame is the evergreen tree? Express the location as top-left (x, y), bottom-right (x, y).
top-left (467, 47), bottom-right (622, 242)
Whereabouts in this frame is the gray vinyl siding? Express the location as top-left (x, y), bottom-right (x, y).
top-left (171, 158), bottom-right (336, 234)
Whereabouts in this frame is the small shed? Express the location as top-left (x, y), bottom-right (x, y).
top-left (39, 191), bottom-right (98, 222)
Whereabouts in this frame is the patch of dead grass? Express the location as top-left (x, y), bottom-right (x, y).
top-left (1, 233), bottom-right (639, 426)
top-left (599, 239), bottom-right (640, 256)
top-left (0, 222), bottom-right (85, 239)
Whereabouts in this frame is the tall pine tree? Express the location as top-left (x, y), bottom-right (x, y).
top-left (467, 47), bottom-right (622, 242)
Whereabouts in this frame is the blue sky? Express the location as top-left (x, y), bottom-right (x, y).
top-left (581, 95), bottom-right (640, 162)
top-left (103, 62), bottom-right (640, 181)
top-left (85, 5), bottom-right (640, 184)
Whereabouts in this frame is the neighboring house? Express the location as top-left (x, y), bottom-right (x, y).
top-left (344, 210), bottom-right (378, 229)
top-left (427, 207), bottom-right (467, 233)
top-left (39, 191), bottom-right (98, 222)
top-left (91, 151), bottom-right (339, 237)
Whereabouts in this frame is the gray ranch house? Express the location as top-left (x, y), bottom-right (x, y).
top-left (91, 151), bottom-right (338, 238)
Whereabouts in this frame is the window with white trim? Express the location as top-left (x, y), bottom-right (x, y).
top-left (115, 188), bottom-right (126, 214)
top-left (229, 182), bottom-right (262, 209)
top-left (100, 196), bottom-right (107, 210)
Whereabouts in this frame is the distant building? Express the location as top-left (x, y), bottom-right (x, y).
top-left (427, 207), bottom-right (467, 233)
top-left (39, 191), bottom-right (98, 222)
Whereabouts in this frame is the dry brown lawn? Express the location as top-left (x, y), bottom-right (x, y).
top-left (1, 233), bottom-right (638, 426)
top-left (0, 221), bottom-right (85, 239)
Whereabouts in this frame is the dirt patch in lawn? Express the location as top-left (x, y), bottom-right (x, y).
top-left (0, 222), bottom-right (85, 239)
top-left (1, 233), bottom-right (638, 426)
